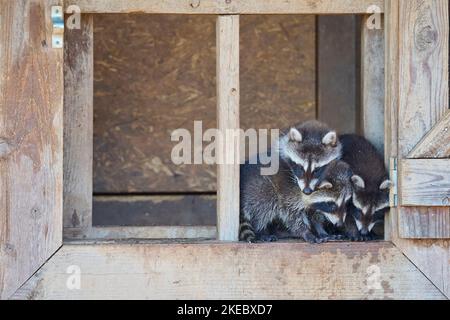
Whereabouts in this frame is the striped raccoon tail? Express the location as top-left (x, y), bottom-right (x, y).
top-left (239, 219), bottom-right (257, 243)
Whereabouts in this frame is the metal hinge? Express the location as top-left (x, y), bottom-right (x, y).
top-left (51, 6), bottom-right (64, 48)
top-left (389, 157), bottom-right (398, 207)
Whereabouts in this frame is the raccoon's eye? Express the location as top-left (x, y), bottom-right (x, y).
top-left (311, 202), bottom-right (338, 213)
top-left (373, 208), bottom-right (388, 221)
top-left (312, 166), bottom-right (326, 178)
top-left (349, 203), bottom-right (362, 219)
top-left (293, 166), bottom-right (305, 177)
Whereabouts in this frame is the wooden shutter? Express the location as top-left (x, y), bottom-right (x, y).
top-left (0, 0), bottom-right (63, 299)
top-left (395, 0), bottom-right (450, 238)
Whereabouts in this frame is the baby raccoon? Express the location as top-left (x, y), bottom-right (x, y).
top-left (239, 121), bottom-right (343, 243)
top-left (340, 134), bottom-right (392, 241)
top-left (306, 160), bottom-right (353, 241)
top-left (239, 157), bottom-right (318, 243)
top-left (240, 157), bottom-right (351, 243)
top-left (278, 120), bottom-right (342, 195)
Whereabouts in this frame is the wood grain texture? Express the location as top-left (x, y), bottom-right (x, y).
top-left (385, 0), bottom-right (450, 298)
top-left (408, 111), bottom-right (450, 158)
top-left (383, 0), bottom-right (400, 241)
top-left (0, 0), bottom-right (63, 299)
top-left (12, 242), bottom-right (444, 300)
top-left (240, 15), bottom-right (316, 131)
top-left (64, 15), bottom-right (93, 234)
top-left (93, 14), bottom-right (316, 194)
top-left (317, 15), bottom-right (358, 134)
top-left (361, 15), bottom-right (385, 154)
top-left (66, 0), bottom-right (384, 14)
top-left (64, 226), bottom-right (216, 240)
top-left (93, 195), bottom-right (216, 227)
top-left (216, 15), bottom-right (239, 241)
top-left (400, 159), bottom-right (450, 207)
top-left (93, 14), bottom-right (217, 193)
top-left (397, 0), bottom-right (450, 239)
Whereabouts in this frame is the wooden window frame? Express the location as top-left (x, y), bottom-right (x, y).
top-left (1, 0), bottom-right (449, 300)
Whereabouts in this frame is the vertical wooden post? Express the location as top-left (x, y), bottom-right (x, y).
top-left (0, 0), bottom-right (64, 299)
top-left (216, 15), bottom-right (240, 241)
top-left (361, 15), bottom-right (385, 154)
top-left (63, 15), bottom-right (94, 239)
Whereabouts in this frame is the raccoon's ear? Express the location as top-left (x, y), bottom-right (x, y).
top-left (322, 131), bottom-right (337, 146)
top-left (318, 181), bottom-right (333, 189)
top-left (289, 128), bottom-right (302, 142)
top-left (379, 179), bottom-right (393, 190)
top-left (351, 175), bottom-right (365, 189)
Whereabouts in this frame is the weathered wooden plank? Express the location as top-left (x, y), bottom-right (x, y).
top-left (66, 0), bottom-right (384, 14)
top-left (383, 0), bottom-right (400, 241)
top-left (408, 111), bottom-right (450, 158)
top-left (64, 226), bottom-right (216, 240)
top-left (92, 195), bottom-right (216, 227)
top-left (400, 159), bottom-right (450, 207)
top-left (397, 0), bottom-right (450, 239)
top-left (317, 16), bottom-right (358, 134)
top-left (216, 15), bottom-right (239, 241)
top-left (361, 15), bottom-right (385, 154)
top-left (63, 15), bottom-right (93, 235)
top-left (0, 0), bottom-right (64, 299)
top-left (11, 242), bottom-right (444, 300)
top-left (385, 0), bottom-right (450, 297)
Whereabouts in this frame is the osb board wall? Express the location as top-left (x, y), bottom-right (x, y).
top-left (93, 14), bottom-right (316, 194)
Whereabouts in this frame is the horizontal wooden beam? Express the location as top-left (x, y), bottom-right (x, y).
top-left (65, 0), bottom-right (384, 14)
top-left (400, 159), bottom-right (450, 206)
top-left (408, 111), bottom-right (450, 159)
top-left (12, 242), bottom-right (444, 299)
top-left (64, 226), bottom-right (216, 240)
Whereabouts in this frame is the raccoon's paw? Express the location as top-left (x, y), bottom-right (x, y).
top-left (349, 235), bottom-right (364, 242)
top-left (321, 234), bottom-right (344, 242)
top-left (303, 232), bottom-right (321, 244)
top-left (258, 234), bottom-right (278, 242)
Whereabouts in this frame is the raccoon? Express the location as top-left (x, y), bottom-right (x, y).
top-left (278, 120), bottom-right (342, 195)
top-left (340, 134), bottom-right (392, 241)
top-left (239, 121), bottom-right (343, 243)
top-left (240, 156), bottom-right (352, 243)
top-left (239, 156), bottom-right (318, 243)
top-left (305, 160), bottom-right (353, 241)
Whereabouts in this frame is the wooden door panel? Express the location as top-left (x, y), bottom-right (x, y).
top-left (0, 0), bottom-right (63, 299)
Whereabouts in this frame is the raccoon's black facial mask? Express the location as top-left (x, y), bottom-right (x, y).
top-left (310, 201), bottom-right (338, 213)
top-left (349, 198), bottom-right (389, 235)
top-left (287, 160), bottom-right (328, 195)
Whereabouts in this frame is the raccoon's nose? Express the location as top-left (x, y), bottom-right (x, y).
top-left (303, 187), bottom-right (313, 195)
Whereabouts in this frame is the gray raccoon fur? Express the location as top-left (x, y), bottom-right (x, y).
top-left (340, 134), bottom-right (391, 241)
top-left (239, 156), bottom-right (317, 243)
top-left (239, 121), bottom-right (344, 243)
top-left (306, 160), bottom-right (353, 240)
top-left (278, 120), bottom-right (342, 195)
